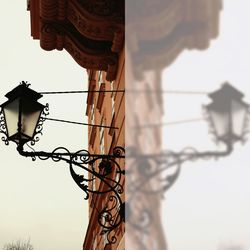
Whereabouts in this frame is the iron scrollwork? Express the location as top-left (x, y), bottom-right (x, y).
top-left (126, 144), bottom-right (233, 232)
top-left (18, 143), bottom-right (125, 244)
top-left (30, 103), bottom-right (50, 146)
top-left (0, 108), bottom-right (9, 145)
top-left (70, 146), bottom-right (125, 245)
top-left (0, 81), bottom-right (125, 244)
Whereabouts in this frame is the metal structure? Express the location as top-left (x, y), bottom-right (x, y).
top-left (1, 81), bottom-right (249, 242)
top-left (0, 82), bottom-right (125, 244)
top-left (126, 83), bottom-right (250, 231)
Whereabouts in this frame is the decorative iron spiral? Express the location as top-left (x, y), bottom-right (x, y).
top-left (0, 108), bottom-right (9, 145)
top-left (30, 103), bottom-right (49, 146)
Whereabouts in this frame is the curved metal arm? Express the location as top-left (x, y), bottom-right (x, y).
top-left (125, 142), bottom-right (233, 232)
top-left (17, 143), bottom-right (125, 245)
top-left (127, 142), bottom-right (233, 194)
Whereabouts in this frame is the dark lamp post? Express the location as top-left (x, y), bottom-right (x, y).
top-left (0, 82), bottom-right (45, 145)
top-left (205, 83), bottom-right (249, 145)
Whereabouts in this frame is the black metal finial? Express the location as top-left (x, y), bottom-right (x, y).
top-left (20, 81), bottom-right (31, 87)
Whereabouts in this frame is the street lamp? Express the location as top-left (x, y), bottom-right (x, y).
top-left (0, 81), bottom-right (125, 245)
top-left (205, 82), bottom-right (249, 145)
top-left (0, 82), bottom-right (45, 145)
top-left (126, 82), bottom-right (250, 231)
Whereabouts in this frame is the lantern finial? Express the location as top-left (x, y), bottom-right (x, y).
top-left (20, 81), bottom-right (31, 88)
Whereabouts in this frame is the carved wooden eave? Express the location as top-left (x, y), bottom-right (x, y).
top-left (126, 0), bottom-right (222, 79)
top-left (28, 0), bottom-right (124, 81)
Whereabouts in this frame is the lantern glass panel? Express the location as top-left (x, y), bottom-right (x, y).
top-left (2, 98), bottom-right (44, 143)
top-left (2, 98), bottom-right (19, 138)
top-left (22, 99), bottom-right (43, 138)
top-left (232, 100), bottom-right (248, 138)
top-left (209, 109), bottom-right (230, 138)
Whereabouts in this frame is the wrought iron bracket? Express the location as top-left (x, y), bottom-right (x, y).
top-left (125, 143), bottom-right (233, 232)
top-left (17, 143), bottom-right (125, 245)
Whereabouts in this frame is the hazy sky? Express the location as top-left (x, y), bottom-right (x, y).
top-left (0, 2), bottom-right (89, 250)
top-left (1, 2), bottom-right (250, 250)
top-left (162, 1), bottom-right (250, 250)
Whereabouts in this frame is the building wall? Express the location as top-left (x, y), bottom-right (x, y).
top-left (83, 47), bottom-right (125, 250)
top-left (125, 52), bottom-right (166, 249)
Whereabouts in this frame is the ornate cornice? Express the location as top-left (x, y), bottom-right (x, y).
top-left (67, 1), bottom-right (124, 52)
top-left (76, 0), bottom-right (124, 22)
top-left (40, 21), bottom-right (118, 81)
top-left (28, 0), bottom-right (124, 81)
top-left (40, 0), bottom-right (124, 52)
top-left (126, 0), bottom-right (222, 78)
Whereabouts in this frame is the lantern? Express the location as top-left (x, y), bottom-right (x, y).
top-left (0, 82), bottom-right (45, 145)
top-left (205, 83), bottom-right (249, 144)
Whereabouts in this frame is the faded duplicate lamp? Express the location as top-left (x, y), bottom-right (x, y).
top-left (205, 83), bottom-right (249, 145)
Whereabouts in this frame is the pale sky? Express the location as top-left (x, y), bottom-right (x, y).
top-left (0, 2), bottom-right (89, 250)
top-left (163, 1), bottom-right (250, 250)
top-left (1, 1), bottom-right (250, 250)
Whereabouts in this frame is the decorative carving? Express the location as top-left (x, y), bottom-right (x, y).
top-left (40, 0), bottom-right (58, 21)
top-left (58, 0), bottom-right (67, 21)
top-left (29, 0), bottom-right (124, 80)
top-left (39, 0), bottom-right (124, 52)
top-left (40, 0), bottom-right (124, 22)
top-left (76, 0), bottom-right (124, 22)
top-left (40, 22), bottom-right (57, 51)
top-left (64, 37), bottom-right (118, 79)
top-left (126, 0), bottom-right (221, 78)
top-left (68, 5), bottom-right (110, 39)
top-left (67, 1), bottom-right (124, 48)
top-left (40, 21), bottom-right (118, 80)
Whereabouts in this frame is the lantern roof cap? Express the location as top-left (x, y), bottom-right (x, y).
top-left (209, 82), bottom-right (244, 102)
top-left (5, 81), bottom-right (42, 101)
